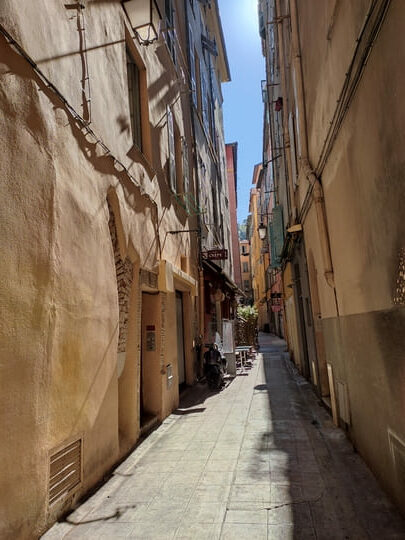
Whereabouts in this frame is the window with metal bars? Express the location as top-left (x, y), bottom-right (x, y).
top-left (126, 48), bottom-right (142, 150)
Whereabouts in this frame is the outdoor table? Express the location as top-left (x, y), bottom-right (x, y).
top-left (235, 346), bottom-right (251, 369)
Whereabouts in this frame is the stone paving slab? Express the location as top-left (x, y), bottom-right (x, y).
top-left (43, 333), bottom-right (405, 539)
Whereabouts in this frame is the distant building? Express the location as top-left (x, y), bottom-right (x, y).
top-left (248, 164), bottom-right (269, 330)
top-left (226, 142), bottom-right (242, 289)
top-left (239, 239), bottom-right (252, 303)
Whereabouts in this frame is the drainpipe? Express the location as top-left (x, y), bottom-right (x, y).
top-left (274, 0), bottom-right (296, 224)
top-left (289, 0), bottom-right (336, 291)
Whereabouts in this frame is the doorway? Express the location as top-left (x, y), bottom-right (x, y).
top-left (140, 291), bottom-right (160, 433)
top-left (294, 262), bottom-right (311, 380)
top-left (293, 242), bottom-right (319, 387)
top-left (176, 291), bottom-right (186, 389)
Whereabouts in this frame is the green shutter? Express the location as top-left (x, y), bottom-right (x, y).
top-left (269, 205), bottom-right (284, 268)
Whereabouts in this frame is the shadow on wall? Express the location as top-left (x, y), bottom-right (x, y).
top-left (0, 32), bottom-right (160, 263)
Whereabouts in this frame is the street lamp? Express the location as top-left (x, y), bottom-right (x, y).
top-left (122, 0), bottom-right (162, 45)
top-left (258, 222), bottom-right (267, 241)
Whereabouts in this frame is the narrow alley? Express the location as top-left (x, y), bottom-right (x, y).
top-left (43, 334), bottom-right (405, 540)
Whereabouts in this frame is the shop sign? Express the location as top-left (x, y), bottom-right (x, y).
top-left (202, 249), bottom-right (228, 260)
top-left (269, 294), bottom-right (283, 313)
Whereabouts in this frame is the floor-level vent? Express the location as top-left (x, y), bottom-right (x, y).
top-left (49, 439), bottom-right (82, 506)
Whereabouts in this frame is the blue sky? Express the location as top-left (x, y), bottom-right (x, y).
top-left (218, 0), bottom-right (265, 223)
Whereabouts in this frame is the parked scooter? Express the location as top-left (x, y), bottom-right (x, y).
top-left (203, 344), bottom-right (225, 390)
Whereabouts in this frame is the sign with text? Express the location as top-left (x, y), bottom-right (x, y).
top-left (202, 249), bottom-right (228, 260)
top-left (146, 331), bottom-right (156, 351)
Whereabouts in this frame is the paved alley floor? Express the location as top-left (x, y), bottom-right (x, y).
top-left (43, 334), bottom-right (405, 539)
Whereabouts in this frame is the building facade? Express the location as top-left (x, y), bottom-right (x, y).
top-left (0, 0), bottom-right (233, 536)
top-left (226, 142), bottom-right (242, 290)
top-left (248, 164), bottom-right (269, 331)
top-left (240, 239), bottom-right (252, 303)
top-left (258, 0), bottom-right (405, 514)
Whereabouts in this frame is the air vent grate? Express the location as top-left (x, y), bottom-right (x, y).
top-left (49, 439), bottom-right (82, 506)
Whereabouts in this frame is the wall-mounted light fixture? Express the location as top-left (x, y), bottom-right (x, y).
top-left (122, 0), bottom-right (162, 45)
top-left (258, 222), bottom-right (267, 241)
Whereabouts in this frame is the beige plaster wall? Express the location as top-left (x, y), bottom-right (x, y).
top-left (295, 0), bottom-right (405, 513)
top-left (0, 2), bottom-right (201, 536)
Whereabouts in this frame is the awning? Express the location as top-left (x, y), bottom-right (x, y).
top-left (202, 260), bottom-right (244, 296)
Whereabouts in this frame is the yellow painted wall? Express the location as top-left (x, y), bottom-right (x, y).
top-left (249, 187), bottom-right (268, 330)
top-left (289, 0), bottom-right (405, 513)
top-left (0, 1), bottom-right (203, 535)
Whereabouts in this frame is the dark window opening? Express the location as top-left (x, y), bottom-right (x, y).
top-left (126, 49), bottom-right (142, 150)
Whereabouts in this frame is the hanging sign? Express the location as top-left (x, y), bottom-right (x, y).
top-left (202, 249), bottom-right (228, 260)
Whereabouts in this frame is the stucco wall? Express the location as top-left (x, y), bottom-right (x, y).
top-left (0, 1), bottom-right (201, 535)
top-left (226, 144), bottom-right (241, 286)
top-left (296, 0), bottom-right (405, 513)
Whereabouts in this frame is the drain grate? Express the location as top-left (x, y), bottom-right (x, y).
top-left (49, 439), bottom-right (82, 506)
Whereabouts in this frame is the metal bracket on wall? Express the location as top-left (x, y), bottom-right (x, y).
top-left (267, 15), bottom-right (291, 25)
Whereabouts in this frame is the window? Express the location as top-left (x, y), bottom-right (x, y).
top-left (126, 48), bottom-right (142, 150)
top-left (167, 106), bottom-right (176, 192)
top-left (244, 280), bottom-right (250, 291)
top-left (242, 262), bottom-right (249, 273)
top-left (288, 112), bottom-right (298, 187)
top-left (200, 60), bottom-right (209, 133)
top-left (182, 137), bottom-right (190, 193)
top-left (165, 0), bottom-right (176, 63)
top-left (188, 25), bottom-right (197, 107)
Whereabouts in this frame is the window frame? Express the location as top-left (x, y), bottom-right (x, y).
top-left (167, 105), bottom-right (177, 192)
top-left (126, 47), bottom-right (142, 151)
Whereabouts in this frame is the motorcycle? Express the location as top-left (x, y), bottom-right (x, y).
top-left (203, 344), bottom-right (225, 390)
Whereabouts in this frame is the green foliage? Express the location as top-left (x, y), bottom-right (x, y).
top-left (237, 305), bottom-right (258, 321)
top-left (236, 305), bottom-right (258, 346)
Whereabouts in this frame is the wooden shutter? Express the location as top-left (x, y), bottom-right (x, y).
top-left (288, 113), bottom-right (298, 186)
top-left (167, 106), bottom-right (176, 192)
top-left (200, 61), bottom-right (209, 133)
top-left (165, 0), bottom-right (176, 63)
top-left (182, 137), bottom-right (189, 194)
top-left (189, 25), bottom-right (197, 107)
